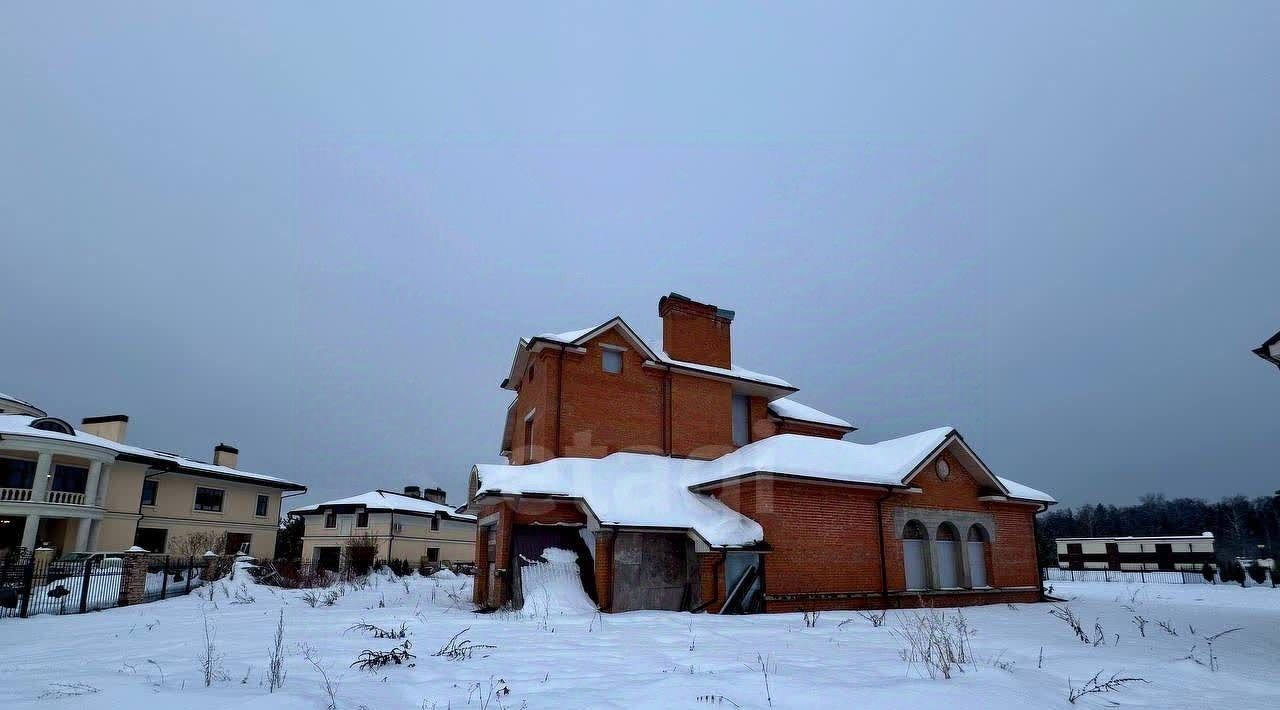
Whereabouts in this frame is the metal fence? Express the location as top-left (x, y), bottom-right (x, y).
top-left (0, 555), bottom-right (201, 618)
top-left (1042, 567), bottom-right (1209, 585)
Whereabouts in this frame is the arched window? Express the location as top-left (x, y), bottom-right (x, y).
top-left (902, 520), bottom-right (930, 590)
top-left (935, 523), bottom-right (964, 588)
top-left (29, 417), bottom-right (74, 435)
top-left (966, 524), bottom-right (990, 587)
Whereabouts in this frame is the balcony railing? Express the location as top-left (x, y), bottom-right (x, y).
top-left (0, 488), bottom-right (89, 505)
top-left (45, 490), bottom-right (87, 505)
top-left (0, 487), bottom-right (33, 502)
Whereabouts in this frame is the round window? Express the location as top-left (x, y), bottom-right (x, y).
top-left (935, 459), bottom-right (950, 481)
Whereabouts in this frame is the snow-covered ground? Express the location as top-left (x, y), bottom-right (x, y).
top-left (2, 566), bottom-right (1277, 708)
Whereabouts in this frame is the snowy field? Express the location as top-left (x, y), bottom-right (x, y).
top-left (1, 563), bottom-right (1278, 709)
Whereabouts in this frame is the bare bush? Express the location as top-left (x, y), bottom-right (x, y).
top-left (1048, 605), bottom-right (1090, 644)
top-left (1155, 619), bottom-right (1178, 636)
top-left (1067, 670), bottom-right (1148, 703)
top-left (433, 627), bottom-right (496, 661)
top-left (199, 609), bottom-right (224, 687)
top-left (351, 640), bottom-right (415, 671)
top-left (301, 645), bottom-right (339, 710)
top-left (1132, 615), bottom-right (1147, 637)
top-left (857, 610), bottom-right (887, 627)
top-left (802, 610), bottom-right (821, 628)
top-left (347, 621), bottom-right (408, 639)
top-left (267, 609), bottom-right (285, 692)
top-left (890, 609), bottom-right (977, 680)
top-left (172, 530), bottom-right (228, 558)
top-left (343, 533), bottom-right (381, 576)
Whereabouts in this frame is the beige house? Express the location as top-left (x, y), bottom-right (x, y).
top-left (291, 487), bottom-right (475, 570)
top-left (0, 391), bottom-right (306, 559)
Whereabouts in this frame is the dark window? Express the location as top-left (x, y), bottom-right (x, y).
top-left (524, 417), bottom-right (534, 462)
top-left (356, 511), bottom-right (369, 528)
top-left (1066, 543), bottom-right (1084, 570)
top-left (51, 464), bottom-right (88, 493)
top-left (431, 516), bottom-right (440, 531)
top-left (732, 394), bottom-right (750, 446)
top-left (225, 533), bottom-right (251, 555)
top-left (0, 458), bottom-right (36, 489)
top-left (133, 527), bottom-right (167, 553)
top-left (426, 547), bottom-right (440, 562)
top-left (255, 494), bottom-right (270, 517)
top-left (324, 511), bottom-right (337, 528)
top-left (602, 348), bottom-right (623, 374)
top-left (29, 417), bottom-right (73, 434)
top-left (140, 480), bottom-right (159, 506)
top-left (193, 486), bottom-right (224, 512)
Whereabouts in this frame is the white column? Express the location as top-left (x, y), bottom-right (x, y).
top-left (73, 517), bottom-right (92, 551)
top-left (84, 461), bottom-right (103, 507)
top-left (95, 464), bottom-right (113, 507)
top-left (31, 452), bottom-right (52, 503)
top-left (20, 515), bottom-right (41, 551)
top-left (86, 519), bottom-right (102, 551)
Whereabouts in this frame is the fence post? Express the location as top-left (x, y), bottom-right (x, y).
top-left (159, 556), bottom-right (169, 599)
top-left (1140, 566), bottom-right (1145, 583)
top-left (185, 557), bottom-right (193, 594)
top-left (18, 558), bottom-right (35, 618)
top-left (79, 559), bottom-right (95, 613)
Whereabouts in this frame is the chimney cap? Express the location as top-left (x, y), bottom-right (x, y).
top-left (659, 292), bottom-right (735, 322)
top-left (214, 443), bottom-right (239, 454)
top-left (82, 414), bottom-right (129, 424)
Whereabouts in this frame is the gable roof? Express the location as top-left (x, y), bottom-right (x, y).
top-left (502, 315), bottom-right (795, 394)
top-left (1254, 329), bottom-right (1280, 368)
top-left (0, 414), bottom-right (306, 491)
top-left (0, 392), bottom-right (46, 417)
top-left (473, 428), bottom-right (1054, 547)
top-left (290, 489), bottom-right (475, 520)
top-left (767, 397), bottom-right (854, 430)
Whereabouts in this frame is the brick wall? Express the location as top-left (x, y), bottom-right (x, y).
top-left (508, 324), bottom-right (768, 463)
top-left (705, 446), bottom-right (1043, 612)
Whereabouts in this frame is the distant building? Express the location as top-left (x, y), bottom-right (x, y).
top-left (1253, 330), bottom-right (1280, 369)
top-left (291, 487), bottom-right (475, 571)
top-left (1056, 533), bottom-right (1215, 572)
top-left (468, 293), bottom-right (1055, 614)
top-left (1, 391), bottom-right (306, 559)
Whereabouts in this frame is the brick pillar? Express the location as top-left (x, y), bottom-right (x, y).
top-left (594, 529), bottom-right (616, 612)
top-left (493, 508), bottom-right (514, 608)
top-left (118, 552), bottom-right (149, 607)
top-left (473, 526), bottom-right (491, 606)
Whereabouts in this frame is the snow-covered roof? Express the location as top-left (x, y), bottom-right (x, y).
top-left (474, 428), bottom-right (1054, 546)
top-left (994, 477), bottom-right (1055, 504)
top-left (0, 392), bottom-right (46, 416)
top-left (517, 317), bottom-right (795, 391)
top-left (767, 397), bottom-right (853, 429)
top-left (473, 455), bottom-right (765, 547)
top-left (291, 490), bottom-right (475, 520)
top-left (0, 414), bottom-right (306, 491)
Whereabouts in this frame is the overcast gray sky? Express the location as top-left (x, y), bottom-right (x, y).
top-left (2, 3), bottom-right (1277, 511)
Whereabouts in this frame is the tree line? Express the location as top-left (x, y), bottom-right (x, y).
top-left (1036, 493), bottom-right (1280, 567)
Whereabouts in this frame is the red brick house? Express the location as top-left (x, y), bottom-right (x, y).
top-left (468, 293), bottom-right (1053, 613)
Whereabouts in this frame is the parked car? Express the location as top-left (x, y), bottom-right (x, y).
top-left (45, 552), bottom-right (125, 583)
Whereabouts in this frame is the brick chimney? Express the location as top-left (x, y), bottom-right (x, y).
top-left (81, 415), bottom-right (128, 443)
top-left (213, 443), bottom-right (238, 469)
top-left (658, 292), bottom-right (734, 368)
top-left (422, 487), bottom-right (447, 505)
top-left (403, 485), bottom-right (422, 498)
